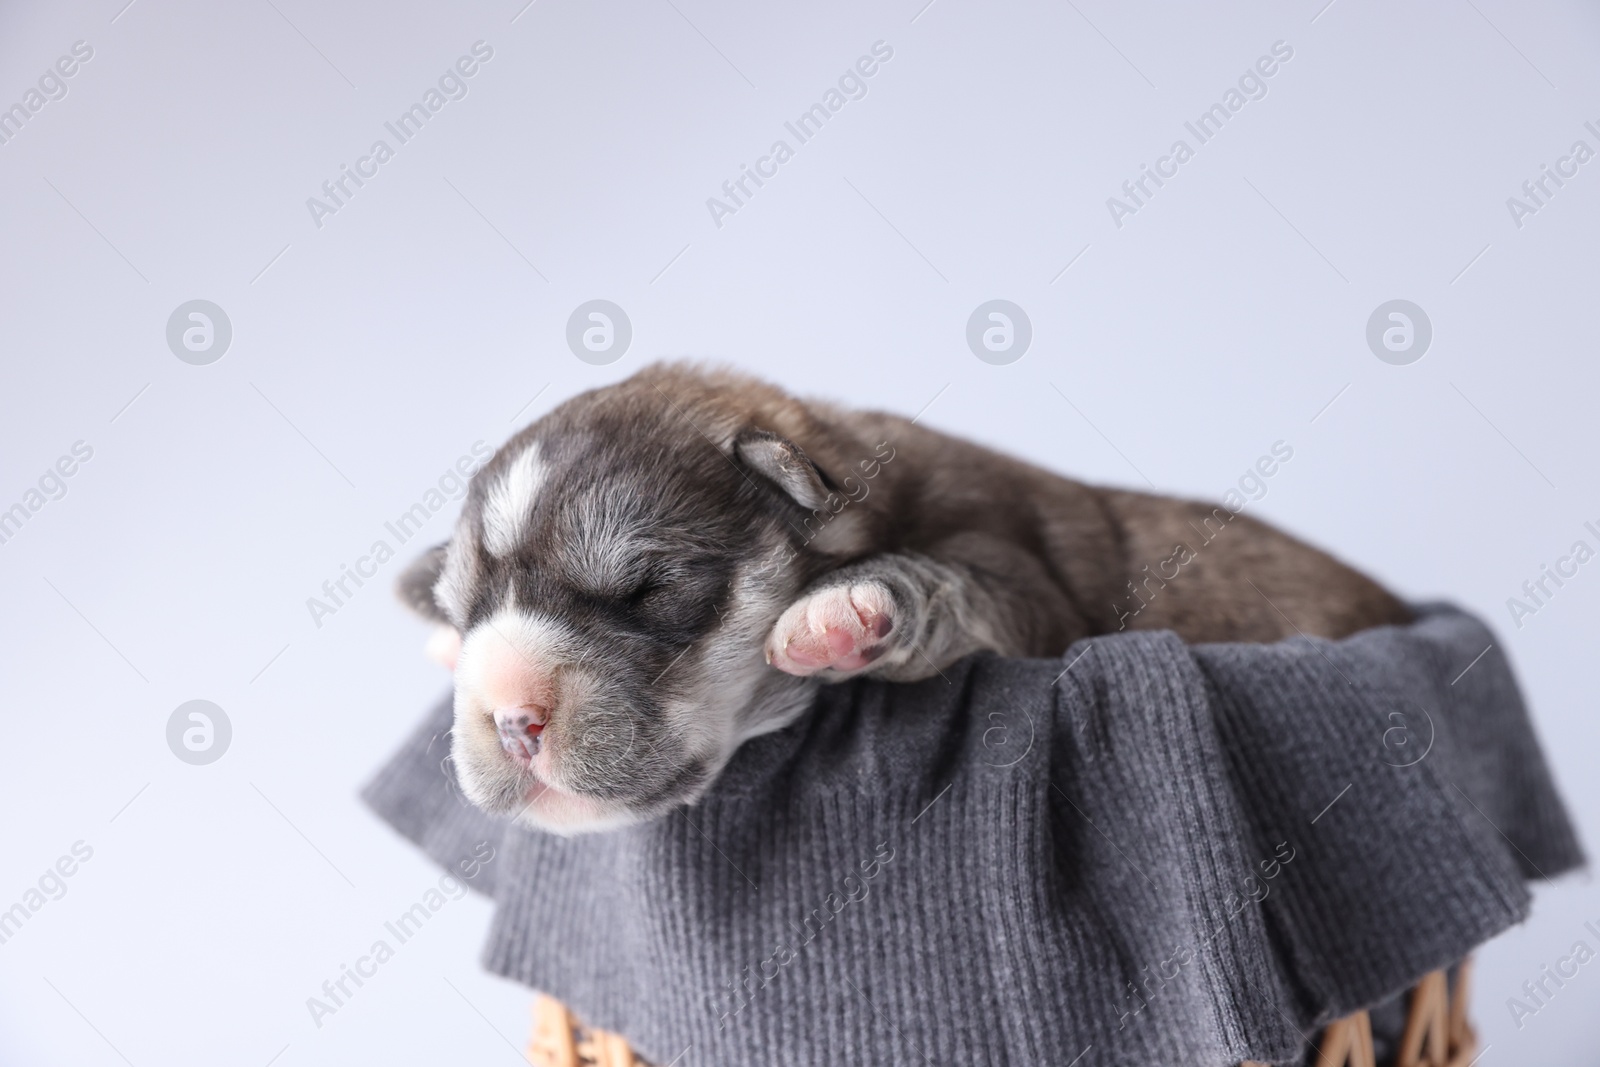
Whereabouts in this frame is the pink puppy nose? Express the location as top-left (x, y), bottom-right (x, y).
top-left (494, 705), bottom-right (549, 764)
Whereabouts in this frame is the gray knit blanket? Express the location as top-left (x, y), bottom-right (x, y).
top-left (364, 606), bottom-right (1582, 1066)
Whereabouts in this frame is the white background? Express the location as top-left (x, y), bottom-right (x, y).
top-left (0, 0), bottom-right (1596, 1063)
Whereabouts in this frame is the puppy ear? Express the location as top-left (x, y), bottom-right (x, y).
top-left (733, 429), bottom-right (834, 511)
top-left (396, 543), bottom-right (451, 624)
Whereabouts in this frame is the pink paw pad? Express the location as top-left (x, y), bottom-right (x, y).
top-left (766, 583), bottom-right (897, 676)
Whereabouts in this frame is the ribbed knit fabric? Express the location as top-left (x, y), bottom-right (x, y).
top-left (362, 605), bottom-right (1582, 1066)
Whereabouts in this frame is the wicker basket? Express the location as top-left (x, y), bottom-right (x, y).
top-left (527, 993), bottom-right (646, 1067)
top-left (525, 959), bottom-right (1476, 1067)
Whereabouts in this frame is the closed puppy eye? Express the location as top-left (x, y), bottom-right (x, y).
top-left (624, 576), bottom-right (663, 605)
top-left (583, 565), bottom-right (667, 606)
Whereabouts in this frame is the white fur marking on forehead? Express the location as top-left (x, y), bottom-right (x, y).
top-left (482, 443), bottom-right (545, 557)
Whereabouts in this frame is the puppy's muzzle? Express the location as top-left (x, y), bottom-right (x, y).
top-left (494, 704), bottom-right (549, 764)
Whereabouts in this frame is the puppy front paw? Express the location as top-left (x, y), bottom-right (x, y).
top-left (766, 581), bottom-right (898, 677)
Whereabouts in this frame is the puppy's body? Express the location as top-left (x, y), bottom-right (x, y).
top-left (763, 402), bottom-right (1406, 661)
top-left (402, 364), bottom-right (1409, 832)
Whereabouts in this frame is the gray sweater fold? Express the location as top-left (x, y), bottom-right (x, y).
top-left (363, 606), bottom-right (1582, 1066)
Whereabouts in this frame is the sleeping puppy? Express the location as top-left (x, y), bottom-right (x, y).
top-left (399, 363), bottom-right (1410, 833)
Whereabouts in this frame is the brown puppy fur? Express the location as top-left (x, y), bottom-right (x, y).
top-left (646, 364), bottom-right (1410, 657)
top-left (402, 363), bottom-right (1410, 831)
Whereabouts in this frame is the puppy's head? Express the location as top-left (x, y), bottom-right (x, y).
top-left (398, 365), bottom-right (869, 833)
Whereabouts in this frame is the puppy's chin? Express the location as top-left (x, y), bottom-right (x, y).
top-left (516, 784), bottom-right (658, 834)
